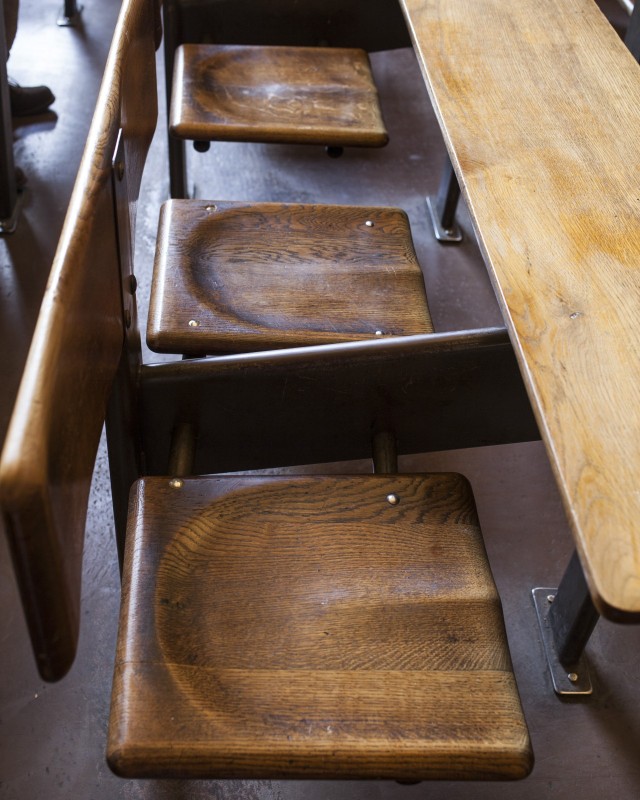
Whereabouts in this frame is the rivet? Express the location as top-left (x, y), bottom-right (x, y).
top-left (365, 220), bottom-right (374, 227)
top-left (205, 204), bottom-right (216, 213)
top-left (568, 672), bottom-right (579, 683)
top-left (547, 594), bottom-right (555, 603)
top-left (188, 319), bottom-right (200, 328)
top-left (387, 494), bottom-right (399, 506)
top-left (375, 330), bottom-right (384, 336)
top-left (169, 478), bottom-right (184, 489)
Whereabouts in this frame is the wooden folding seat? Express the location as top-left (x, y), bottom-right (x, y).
top-left (171, 44), bottom-right (388, 150)
top-left (108, 466), bottom-right (532, 780)
top-left (162, 0), bottom-right (414, 196)
top-left (147, 200), bottom-right (433, 356)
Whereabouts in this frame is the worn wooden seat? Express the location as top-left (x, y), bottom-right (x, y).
top-left (170, 44), bottom-right (388, 149)
top-left (108, 472), bottom-right (532, 780)
top-left (0, 0), bottom-right (534, 784)
top-left (147, 200), bottom-right (433, 355)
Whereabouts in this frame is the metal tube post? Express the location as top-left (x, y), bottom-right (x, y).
top-left (57, 0), bottom-right (82, 27)
top-left (426, 156), bottom-right (463, 243)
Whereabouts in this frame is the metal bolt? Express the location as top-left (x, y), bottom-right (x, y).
top-left (205, 204), bottom-right (216, 213)
top-left (386, 494), bottom-right (399, 506)
top-left (568, 672), bottom-right (579, 683)
top-left (365, 220), bottom-right (374, 227)
top-left (547, 594), bottom-right (555, 603)
top-left (188, 319), bottom-right (200, 328)
top-left (169, 478), bottom-right (184, 489)
top-left (375, 330), bottom-right (384, 336)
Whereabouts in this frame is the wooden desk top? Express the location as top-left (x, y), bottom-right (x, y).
top-left (399, 0), bottom-right (640, 619)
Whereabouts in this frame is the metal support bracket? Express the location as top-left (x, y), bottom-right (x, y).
top-left (533, 550), bottom-right (600, 695)
top-left (57, 1), bottom-right (83, 27)
top-left (533, 588), bottom-right (593, 695)
top-left (426, 157), bottom-right (463, 243)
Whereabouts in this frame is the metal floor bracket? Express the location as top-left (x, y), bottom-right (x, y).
top-left (533, 588), bottom-right (593, 696)
top-left (425, 195), bottom-right (463, 243)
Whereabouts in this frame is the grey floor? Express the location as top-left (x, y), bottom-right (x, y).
top-left (1, 1), bottom-right (640, 798)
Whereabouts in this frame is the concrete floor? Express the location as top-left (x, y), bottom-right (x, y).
top-left (1, 1), bottom-right (640, 798)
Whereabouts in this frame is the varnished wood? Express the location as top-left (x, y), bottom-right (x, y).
top-left (170, 45), bottom-right (388, 147)
top-left (0, 0), bottom-right (157, 681)
top-left (399, 0), bottom-right (640, 620)
top-left (147, 200), bottom-right (433, 354)
top-left (108, 474), bottom-right (532, 780)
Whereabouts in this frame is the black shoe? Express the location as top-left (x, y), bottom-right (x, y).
top-left (9, 82), bottom-right (55, 117)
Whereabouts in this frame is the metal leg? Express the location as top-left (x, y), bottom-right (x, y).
top-left (0, 6), bottom-right (21, 234)
top-left (426, 156), bottom-right (463, 243)
top-left (625, 1), bottom-right (640, 62)
top-left (533, 550), bottom-right (599, 696)
top-left (163, 0), bottom-right (190, 198)
top-left (57, 0), bottom-right (83, 27)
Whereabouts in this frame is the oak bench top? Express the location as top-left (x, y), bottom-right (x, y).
top-left (399, 0), bottom-right (640, 618)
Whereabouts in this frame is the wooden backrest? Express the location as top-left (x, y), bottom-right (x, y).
top-left (0, 0), bottom-right (158, 681)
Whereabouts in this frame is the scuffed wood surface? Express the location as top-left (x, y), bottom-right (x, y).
top-left (400, 0), bottom-right (640, 618)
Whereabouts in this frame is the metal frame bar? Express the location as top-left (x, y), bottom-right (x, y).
top-left (57, 0), bottom-right (83, 27)
top-left (139, 327), bottom-right (540, 477)
top-left (164, 0), bottom-right (189, 198)
top-left (533, 551), bottom-right (599, 696)
top-left (426, 156), bottom-right (462, 243)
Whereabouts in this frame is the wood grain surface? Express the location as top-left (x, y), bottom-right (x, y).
top-left (170, 44), bottom-right (388, 147)
top-left (147, 200), bottom-right (433, 354)
top-left (0, 0), bottom-right (157, 681)
top-left (399, 0), bottom-right (640, 618)
top-left (108, 474), bottom-right (532, 779)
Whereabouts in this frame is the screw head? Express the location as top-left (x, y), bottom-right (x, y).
top-left (568, 672), bottom-right (579, 683)
top-left (547, 594), bottom-right (556, 603)
top-left (365, 220), bottom-right (374, 227)
top-left (386, 494), bottom-right (399, 506)
top-left (188, 319), bottom-right (200, 328)
top-left (375, 330), bottom-right (384, 336)
top-left (169, 478), bottom-right (184, 489)
top-left (205, 204), bottom-right (216, 213)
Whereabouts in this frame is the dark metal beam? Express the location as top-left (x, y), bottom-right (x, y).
top-left (139, 327), bottom-right (540, 476)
